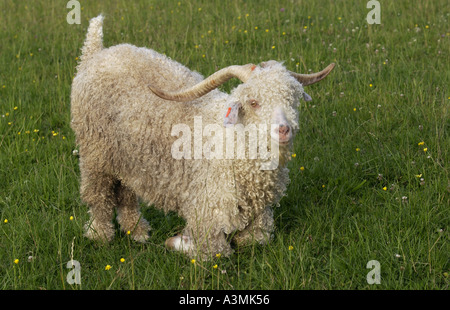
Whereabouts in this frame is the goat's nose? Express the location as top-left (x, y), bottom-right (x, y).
top-left (278, 125), bottom-right (290, 135)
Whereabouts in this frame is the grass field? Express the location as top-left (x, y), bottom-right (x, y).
top-left (0, 0), bottom-right (448, 290)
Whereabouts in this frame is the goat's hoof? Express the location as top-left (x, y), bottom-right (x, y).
top-left (165, 235), bottom-right (193, 253)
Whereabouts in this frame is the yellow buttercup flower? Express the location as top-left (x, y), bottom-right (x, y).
top-left (191, 259), bottom-right (196, 264)
top-left (418, 141), bottom-right (424, 146)
top-left (105, 265), bottom-right (112, 270)
top-left (383, 186), bottom-right (387, 191)
top-left (213, 264), bottom-right (218, 269)
top-left (288, 245), bottom-right (293, 251)
top-left (423, 148), bottom-right (428, 152)
top-left (14, 259), bottom-right (19, 264)
top-left (120, 258), bottom-right (125, 263)
top-left (300, 166), bottom-right (305, 171)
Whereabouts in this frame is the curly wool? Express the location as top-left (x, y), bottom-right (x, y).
top-left (71, 15), bottom-right (305, 258)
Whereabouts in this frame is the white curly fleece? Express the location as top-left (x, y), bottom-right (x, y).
top-left (71, 15), bottom-right (308, 259)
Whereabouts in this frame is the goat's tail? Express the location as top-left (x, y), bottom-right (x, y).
top-left (78, 14), bottom-right (104, 69)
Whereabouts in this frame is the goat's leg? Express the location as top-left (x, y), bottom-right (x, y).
top-left (233, 207), bottom-right (274, 246)
top-left (80, 170), bottom-right (117, 242)
top-left (115, 183), bottom-right (150, 242)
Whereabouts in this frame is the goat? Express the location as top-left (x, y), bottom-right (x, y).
top-left (70, 15), bottom-right (334, 258)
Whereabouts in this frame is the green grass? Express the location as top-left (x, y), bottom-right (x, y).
top-left (0, 0), bottom-right (448, 289)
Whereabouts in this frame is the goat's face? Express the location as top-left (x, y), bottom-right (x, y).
top-left (148, 60), bottom-right (334, 147)
top-left (229, 61), bottom-right (304, 145)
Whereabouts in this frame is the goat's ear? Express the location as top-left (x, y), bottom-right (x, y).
top-left (223, 102), bottom-right (242, 127)
top-left (302, 92), bottom-right (312, 102)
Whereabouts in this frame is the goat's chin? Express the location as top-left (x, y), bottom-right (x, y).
top-left (271, 139), bottom-right (292, 148)
top-left (278, 140), bottom-right (290, 146)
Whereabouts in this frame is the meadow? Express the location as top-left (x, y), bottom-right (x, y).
top-left (0, 0), bottom-right (448, 290)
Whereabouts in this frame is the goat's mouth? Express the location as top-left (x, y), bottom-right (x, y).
top-left (277, 139), bottom-right (291, 146)
top-left (271, 137), bottom-right (292, 146)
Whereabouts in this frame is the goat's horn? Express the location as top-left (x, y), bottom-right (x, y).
top-left (290, 63), bottom-right (335, 86)
top-left (148, 64), bottom-right (256, 102)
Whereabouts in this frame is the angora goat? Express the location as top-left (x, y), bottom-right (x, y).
top-left (70, 15), bottom-right (334, 258)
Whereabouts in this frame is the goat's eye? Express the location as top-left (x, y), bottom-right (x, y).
top-left (248, 99), bottom-right (260, 109)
